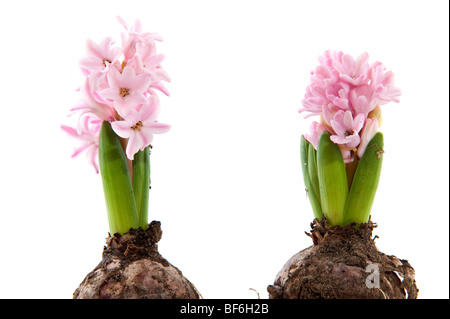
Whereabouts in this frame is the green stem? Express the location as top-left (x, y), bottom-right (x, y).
top-left (345, 155), bottom-right (359, 190)
top-left (99, 121), bottom-right (139, 235)
top-left (133, 146), bottom-right (151, 229)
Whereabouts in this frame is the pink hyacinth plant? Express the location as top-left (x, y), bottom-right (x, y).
top-left (299, 50), bottom-right (400, 226)
top-left (62, 17), bottom-right (170, 235)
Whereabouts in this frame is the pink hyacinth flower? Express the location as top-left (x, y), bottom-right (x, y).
top-left (357, 117), bottom-right (379, 159)
top-left (299, 85), bottom-right (326, 117)
top-left (325, 80), bottom-right (351, 111)
top-left (98, 66), bottom-right (151, 117)
top-left (332, 52), bottom-right (370, 86)
top-left (304, 121), bottom-right (329, 150)
top-left (127, 42), bottom-right (171, 96)
top-left (369, 62), bottom-right (402, 105)
top-left (117, 16), bottom-right (163, 61)
top-left (111, 96), bottom-right (171, 160)
top-left (70, 77), bottom-right (115, 122)
top-left (299, 65), bottom-right (339, 118)
top-left (79, 37), bottom-right (121, 74)
top-left (299, 50), bottom-right (401, 164)
top-left (321, 103), bottom-right (342, 128)
top-left (330, 110), bottom-right (365, 149)
top-left (61, 115), bottom-right (101, 173)
top-left (348, 85), bottom-right (379, 118)
top-left (340, 148), bottom-right (354, 164)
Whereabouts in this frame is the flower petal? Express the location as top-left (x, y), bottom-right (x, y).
top-left (97, 87), bottom-right (119, 101)
top-left (145, 54), bottom-right (165, 69)
top-left (140, 95), bottom-right (160, 122)
top-left (357, 118), bottom-right (379, 158)
top-left (143, 122), bottom-right (171, 134)
top-left (85, 39), bottom-right (103, 59)
top-left (353, 113), bottom-right (366, 132)
top-left (111, 120), bottom-right (132, 138)
top-left (127, 92), bottom-right (148, 105)
top-left (106, 67), bottom-right (122, 88)
top-left (342, 111), bottom-right (354, 129)
top-left (79, 57), bottom-right (103, 71)
top-left (126, 131), bottom-right (145, 160)
top-left (342, 54), bottom-right (355, 75)
top-left (120, 66), bottom-right (137, 85)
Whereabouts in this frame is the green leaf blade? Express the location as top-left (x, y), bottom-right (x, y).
top-left (300, 136), bottom-right (322, 220)
top-left (343, 132), bottom-right (384, 225)
top-left (99, 121), bottom-right (139, 235)
top-left (317, 132), bottom-right (348, 226)
top-left (308, 141), bottom-right (320, 204)
top-left (133, 146), bottom-right (151, 230)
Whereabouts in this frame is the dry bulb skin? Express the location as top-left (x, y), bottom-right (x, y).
top-left (267, 218), bottom-right (418, 299)
top-left (73, 221), bottom-right (200, 299)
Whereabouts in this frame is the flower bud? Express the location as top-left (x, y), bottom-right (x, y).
top-left (368, 105), bottom-right (383, 128)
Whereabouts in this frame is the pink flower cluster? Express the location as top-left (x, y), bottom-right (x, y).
top-left (62, 17), bottom-right (170, 172)
top-left (299, 51), bottom-right (401, 163)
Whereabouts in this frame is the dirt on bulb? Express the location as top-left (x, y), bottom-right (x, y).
top-left (267, 218), bottom-right (418, 299)
top-left (73, 221), bottom-right (200, 299)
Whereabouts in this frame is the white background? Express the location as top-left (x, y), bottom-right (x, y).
top-left (0, 0), bottom-right (448, 299)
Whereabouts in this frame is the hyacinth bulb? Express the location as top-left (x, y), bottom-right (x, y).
top-left (74, 222), bottom-right (200, 299)
top-left (267, 219), bottom-right (418, 299)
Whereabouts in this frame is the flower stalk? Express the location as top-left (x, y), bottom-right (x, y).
top-left (133, 146), bottom-right (151, 230)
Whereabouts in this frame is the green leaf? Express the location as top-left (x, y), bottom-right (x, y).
top-left (308, 141), bottom-right (320, 205)
top-left (99, 121), bottom-right (139, 235)
top-left (343, 132), bottom-right (384, 225)
top-left (317, 132), bottom-right (348, 226)
top-left (133, 146), bottom-right (151, 230)
top-left (300, 136), bottom-right (322, 220)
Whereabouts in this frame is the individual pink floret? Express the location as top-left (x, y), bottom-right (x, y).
top-left (330, 110), bottom-right (365, 149)
top-left (332, 52), bottom-right (370, 86)
top-left (111, 96), bottom-right (170, 160)
top-left (61, 115), bottom-right (101, 173)
top-left (117, 16), bottom-right (163, 61)
top-left (98, 66), bottom-right (151, 117)
top-left (304, 121), bottom-right (330, 150)
top-left (79, 37), bottom-right (121, 74)
top-left (357, 118), bottom-right (379, 159)
top-left (70, 77), bottom-right (115, 122)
